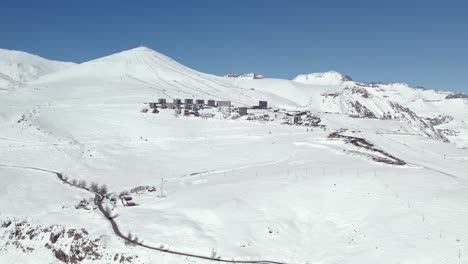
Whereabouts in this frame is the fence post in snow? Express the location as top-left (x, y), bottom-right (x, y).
top-left (158, 178), bottom-right (164, 198)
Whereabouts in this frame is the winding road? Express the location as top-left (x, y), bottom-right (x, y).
top-left (0, 164), bottom-right (287, 264)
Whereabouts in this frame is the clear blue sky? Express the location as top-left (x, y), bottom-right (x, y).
top-left (1, 0), bottom-right (467, 92)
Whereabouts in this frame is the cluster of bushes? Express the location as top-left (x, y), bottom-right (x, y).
top-left (124, 232), bottom-right (141, 246)
top-left (129, 185), bottom-right (148, 194)
top-left (66, 178), bottom-right (109, 195)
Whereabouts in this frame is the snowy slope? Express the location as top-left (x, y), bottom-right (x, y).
top-left (1, 47), bottom-right (467, 264)
top-left (0, 48), bottom-right (75, 91)
top-left (17, 47), bottom-right (297, 109)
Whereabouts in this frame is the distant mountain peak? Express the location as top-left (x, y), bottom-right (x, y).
top-left (224, 73), bottom-right (265, 79)
top-left (93, 46), bottom-right (167, 60)
top-left (84, 46), bottom-right (186, 72)
top-left (292, 71), bottom-right (352, 85)
top-left (0, 48), bottom-right (75, 90)
top-left (130, 46), bottom-right (154, 52)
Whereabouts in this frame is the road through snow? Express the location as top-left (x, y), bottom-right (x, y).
top-left (0, 164), bottom-right (288, 264)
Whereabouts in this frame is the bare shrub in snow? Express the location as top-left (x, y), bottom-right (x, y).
top-left (99, 184), bottom-right (108, 195)
top-left (129, 185), bottom-right (147, 194)
top-left (78, 180), bottom-right (87, 188)
top-left (90, 182), bottom-right (99, 192)
top-left (125, 232), bottom-right (139, 246)
top-left (211, 248), bottom-right (221, 259)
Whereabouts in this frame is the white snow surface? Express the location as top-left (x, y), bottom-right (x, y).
top-left (1, 47), bottom-right (468, 264)
top-left (0, 48), bottom-right (75, 91)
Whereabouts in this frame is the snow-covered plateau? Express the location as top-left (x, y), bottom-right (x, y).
top-left (0, 47), bottom-right (467, 264)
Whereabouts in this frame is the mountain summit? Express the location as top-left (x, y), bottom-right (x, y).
top-left (292, 71), bottom-right (352, 86)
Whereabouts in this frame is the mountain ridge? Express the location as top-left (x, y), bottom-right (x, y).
top-left (0, 48), bottom-right (75, 90)
top-left (2, 47), bottom-right (467, 146)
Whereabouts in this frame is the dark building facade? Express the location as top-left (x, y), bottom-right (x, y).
top-left (207, 100), bottom-right (216, 107)
top-left (238, 107), bottom-right (248, 116)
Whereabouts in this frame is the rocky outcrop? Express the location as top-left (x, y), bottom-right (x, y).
top-left (224, 73), bottom-right (265, 79)
top-left (387, 103), bottom-right (449, 142)
top-left (424, 115), bottom-right (454, 126)
top-left (0, 218), bottom-right (137, 263)
top-left (329, 132), bottom-right (406, 165)
top-left (445, 92), bottom-right (468, 99)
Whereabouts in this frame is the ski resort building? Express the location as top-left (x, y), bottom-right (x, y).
top-left (217, 101), bottom-right (231, 107)
top-left (238, 107), bottom-right (248, 116)
top-left (293, 115), bottom-right (301, 124)
top-left (207, 100), bottom-right (216, 107)
top-left (217, 101), bottom-right (232, 114)
top-left (173, 98), bottom-right (182, 105)
top-left (251, 100), bottom-right (268, 109)
top-left (165, 103), bottom-right (179, 109)
top-left (145, 98), bottom-right (266, 116)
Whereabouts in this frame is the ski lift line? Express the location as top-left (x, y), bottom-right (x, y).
top-left (136, 50), bottom-right (182, 95)
top-left (138, 51), bottom-right (260, 108)
top-left (371, 136), bottom-right (467, 186)
top-left (172, 80), bottom-right (249, 107)
top-left (147, 57), bottom-right (230, 98)
top-left (144, 53), bottom-right (255, 105)
top-left (169, 68), bottom-right (224, 93)
top-left (175, 79), bottom-right (250, 107)
top-left (126, 75), bottom-right (174, 99)
top-left (177, 78), bottom-right (255, 104)
top-left (377, 133), bottom-right (466, 163)
top-left (142, 55), bottom-right (186, 93)
top-left (177, 78), bottom-right (221, 95)
top-left (145, 53), bottom-right (230, 92)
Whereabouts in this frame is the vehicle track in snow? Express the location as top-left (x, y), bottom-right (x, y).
top-left (0, 164), bottom-right (288, 264)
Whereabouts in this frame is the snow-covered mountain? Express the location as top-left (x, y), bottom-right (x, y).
top-left (292, 70), bottom-right (352, 85)
top-left (1, 47), bottom-right (468, 264)
top-left (8, 47), bottom-right (463, 146)
top-left (0, 48), bottom-right (75, 91)
top-left (224, 72), bottom-right (265, 79)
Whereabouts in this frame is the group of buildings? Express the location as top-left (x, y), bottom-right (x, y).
top-left (144, 97), bottom-right (322, 127)
top-left (147, 98), bottom-right (268, 116)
